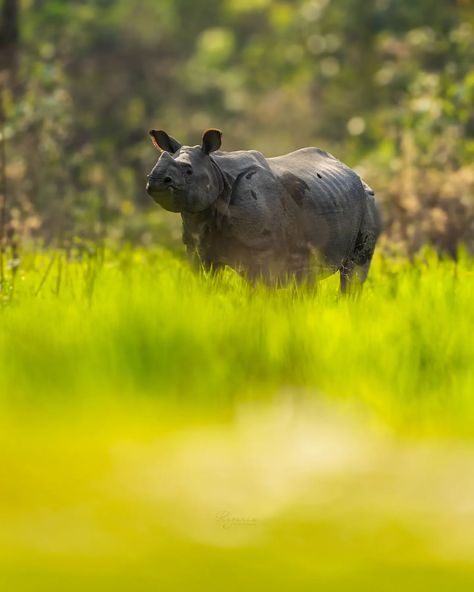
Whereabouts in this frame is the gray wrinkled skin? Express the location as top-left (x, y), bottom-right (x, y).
top-left (146, 129), bottom-right (381, 291)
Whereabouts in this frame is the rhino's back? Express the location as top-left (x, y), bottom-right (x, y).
top-left (212, 149), bottom-right (270, 179)
top-left (267, 148), bottom-right (367, 268)
top-left (267, 148), bottom-right (364, 210)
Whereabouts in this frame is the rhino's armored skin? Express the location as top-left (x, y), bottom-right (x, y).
top-left (146, 129), bottom-right (381, 291)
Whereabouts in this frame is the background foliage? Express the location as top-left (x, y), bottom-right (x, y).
top-left (1, 0), bottom-right (473, 253)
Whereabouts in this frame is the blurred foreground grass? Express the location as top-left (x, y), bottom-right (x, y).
top-left (0, 247), bottom-right (473, 590)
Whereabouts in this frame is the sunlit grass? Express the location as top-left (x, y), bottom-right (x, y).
top-left (0, 246), bottom-right (473, 590)
top-left (1, 247), bottom-right (472, 427)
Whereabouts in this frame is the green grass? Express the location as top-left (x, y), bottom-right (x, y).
top-left (0, 247), bottom-right (473, 590)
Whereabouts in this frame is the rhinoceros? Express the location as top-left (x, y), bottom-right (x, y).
top-left (146, 128), bottom-right (381, 291)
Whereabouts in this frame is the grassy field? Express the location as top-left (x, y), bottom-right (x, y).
top-left (1, 247), bottom-right (473, 590)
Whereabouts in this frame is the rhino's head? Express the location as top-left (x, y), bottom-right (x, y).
top-left (146, 128), bottom-right (223, 213)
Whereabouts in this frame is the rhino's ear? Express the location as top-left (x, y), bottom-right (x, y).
top-left (201, 128), bottom-right (222, 155)
top-left (149, 129), bottom-right (182, 153)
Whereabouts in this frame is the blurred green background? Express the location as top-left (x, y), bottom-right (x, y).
top-left (0, 0), bottom-right (473, 254)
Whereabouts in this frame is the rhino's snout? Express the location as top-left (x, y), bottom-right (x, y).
top-left (146, 173), bottom-right (175, 192)
top-left (146, 175), bottom-right (185, 213)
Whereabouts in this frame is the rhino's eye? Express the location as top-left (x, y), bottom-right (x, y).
top-left (186, 169), bottom-right (193, 176)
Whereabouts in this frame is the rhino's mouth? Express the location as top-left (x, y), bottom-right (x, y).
top-left (147, 186), bottom-right (185, 213)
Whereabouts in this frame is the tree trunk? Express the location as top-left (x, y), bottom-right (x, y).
top-left (0, 0), bottom-right (19, 76)
top-left (0, 0), bottom-right (19, 48)
top-left (0, 0), bottom-right (19, 284)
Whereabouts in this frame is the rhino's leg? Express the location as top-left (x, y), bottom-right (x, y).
top-left (344, 200), bottom-right (380, 293)
top-left (353, 258), bottom-right (372, 284)
top-left (340, 235), bottom-right (376, 294)
top-left (339, 258), bottom-right (355, 294)
top-left (344, 259), bottom-right (373, 293)
top-left (340, 260), bottom-right (370, 295)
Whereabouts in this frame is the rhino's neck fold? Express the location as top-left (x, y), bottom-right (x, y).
top-left (181, 208), bottom-right (217, 268)
top-left (180, 163), bottom-right (233, 267)
top-left (210, 156), bottom-right (225, 197)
